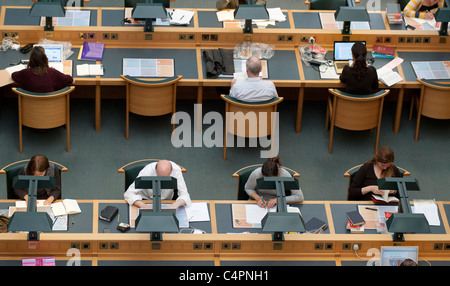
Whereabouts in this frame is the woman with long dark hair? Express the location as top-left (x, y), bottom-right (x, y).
top-left (339, 42), bottom-right (378, 95)
top-left (12, 46), bottom-right (74, 93)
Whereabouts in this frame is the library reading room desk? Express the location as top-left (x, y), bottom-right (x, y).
top-left (1, 199), bottom-right (450, 266)
top-left (1, 6), bottom-right (450, 134)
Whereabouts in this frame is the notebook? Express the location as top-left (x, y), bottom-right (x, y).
top-left (380, 246), bottom-right (419, 266)
top-left (333, 41), bottom-right (365, 74)
top-left (34, 44), bottom-right (64, 73)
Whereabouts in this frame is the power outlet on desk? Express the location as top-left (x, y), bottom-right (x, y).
top-left (423, 37), bottom-right (430, 44)
top-left (376, 36), bottom-right (383, 43)
top-left (384, 37), bottom-right (391, 43)
top-left (204, 242), bottom-right (213, 250)
top-left (398, 36), bottom-right (405, 44)
top-left (440, 37), bottom-right (447, 44)
top-left (10, 32), bottom-right (19, 39)
top-left (102, 33), bottom-right (110, 40)
top-left (193, 242), bottom-right (202, 250)
top-left (415, 37), bottom-right (422, 44)
top-left (434, 243), bottom-right (443, 250)
top-left (300, 35), bottom-right (308, 42)
top-left (406, 37), bottom-right (414, 44)
top-left (111, 33), bottom-right (119, 40)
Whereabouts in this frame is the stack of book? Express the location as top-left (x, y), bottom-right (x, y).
top-left (346, 210), bottom-right (365, 233)
top-left (386, 3), bottom-right (403, 25)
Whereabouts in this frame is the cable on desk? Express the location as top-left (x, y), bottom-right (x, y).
top-left (1, 37), bottom-right (20, 51)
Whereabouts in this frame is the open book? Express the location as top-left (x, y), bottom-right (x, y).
top-left (76, 64), bottom-right (104, 76)
top-left (377, 67), bottom-right (403, 87)
top-left (372, 190), bottom-right (399, 204)
top-left (51, 199), bottom-right (81, 216)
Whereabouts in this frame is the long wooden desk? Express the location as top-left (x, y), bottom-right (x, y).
top-left (1, 6), bottom-right (450, 134)
top-left (1, 199), bottom-right (450, 266)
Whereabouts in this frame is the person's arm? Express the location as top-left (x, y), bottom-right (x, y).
top-left (339, 66), bottom-right (349, 83)
top-left (171, 166), bottom-right (191, 208)
top-left (45, 167), bottom-right (61, 205)
top-left (403, 0), bottom-right (427, 18)
top-left (216, 0), bottom-right (231, 10)
top-left (53, 69), bottom-right (74, 90)
top-left (244, 169), bottom-right (266, 207)
top-left (348, 164), bottom-right (383, 199)
top-left (124, 166), bottom-right (152, 206)
top-left (278, 169), bottom-right (304, 203)
top-left (371, 66), bottom-right (379, 90)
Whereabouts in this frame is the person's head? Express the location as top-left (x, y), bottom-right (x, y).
top-left (400, 258), bottom-right (418, 266)
top-left (28, 46), bottom-right (49, 77)
top-left (370, 146), bottom-right (395, 177)
top-left (26, 154), bottom-right (50, 176)
top-left (351, 41), bottom-right (368, 81)
top-left (261, 156), bottom-right (282, 177)
top-left (246, 56), bottom-right (262, 77)
top-left (155, 160), bottom-right (173, 176)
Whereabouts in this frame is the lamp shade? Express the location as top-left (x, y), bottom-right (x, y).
top-left (135, 211), bottom-right (179, 233)
top-left (132, 3), bottom-right (167, 19)
top-left (234, 4), bottom-right (269, 20)
top-left (7, 212), bottom-right (53, 233)
top-left (29, 1), bottom-right (66, 17)
top-left (386, 213), bottom-right (430, 234)
top-left (334, 6), bottom-right (370, 22)
top-left (261, 212), bottom-right (305, 233)
top-left (435, 7), bottom-right (450, 22)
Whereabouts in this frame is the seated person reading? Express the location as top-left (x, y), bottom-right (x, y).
top-left (14, 154), bottom-right (61, 205)
top-left (216, 0), bottom-right (267, 10)
top-left (229, 56), bottom-right (278, 102)
top-left (124, 160), bottom-right (191, 209)
top-left (403, 0), bottom-right (444, 19)
top-left (339, 42), bottom-right (378, 95)
top-left (348, 146), bottom-right (403, 201)
top-left (11, 46), bottom-right (74, 93)
top-left (245, 156), bottom-right (304, 208)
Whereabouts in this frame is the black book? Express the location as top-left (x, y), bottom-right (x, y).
top-left (99, 205), bottom-right (119, 222)
top-left (346, 210), bottom-right (365, 226)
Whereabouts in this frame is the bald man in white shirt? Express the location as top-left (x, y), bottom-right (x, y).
top-left (229, 56), bottom-right (278, 102)
top-left (124, 160), bottom-right (191, 209)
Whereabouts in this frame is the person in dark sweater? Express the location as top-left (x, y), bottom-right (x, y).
top-left (11, 46), bottom-right (74, 93)
top-left (14, 154), bottom-right (62, 205)
top-left (348, 146), bottom-right (403, 201)
top-left (339, 41), bottom-right (378, 95)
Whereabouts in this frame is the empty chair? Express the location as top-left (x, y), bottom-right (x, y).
top-left (325, 88), bottom-right (389, 154)
top-left (221, 94), bottom-right (283, 160)
top-left (121, 75), bottom-right (182, 139)
top-left (12, 86), bottom-right (74, 153)
top-left (409, 78), bottom-right (450, 142)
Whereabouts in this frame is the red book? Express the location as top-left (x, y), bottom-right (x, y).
top-left (372, 44), bottom-right (394, 56)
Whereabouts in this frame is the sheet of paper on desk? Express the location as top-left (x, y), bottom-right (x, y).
top-left (169, 9), bottom-right (194, 25)
top-left (267, 8), bottom-right (286, 22)
top-left (5, 64), bottom-right (26, 75)
top-left (216, 10), bottom-right (235, 22)
top-left (185, 202), bottom-right (210, 222)
top-left (40, 10), bottom-right (90, 27)
top-left (412, 200), bottom-right (440, 226)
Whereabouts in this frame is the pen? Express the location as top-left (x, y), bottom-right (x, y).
top-left (365, 207), bottom-right (377, 211)
top-left (117, 214), bottom-right (120, 223)
top-left (261, 197), bottom-right (267, 210)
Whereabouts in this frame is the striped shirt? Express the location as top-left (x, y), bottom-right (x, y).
top-left (403, 0), bottom-right (444, 18)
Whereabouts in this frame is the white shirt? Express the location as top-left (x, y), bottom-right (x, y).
top-left (124, 162), bottom-right (191, 207)
top-left (229, 77), bottom-right (278, 102)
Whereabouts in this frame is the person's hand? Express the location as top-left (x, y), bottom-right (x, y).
top-left (266, 198), bottom-right (277, 209)
top-left (43, 196), bottom-right (55, 205)
top-left (424, 12), bottom-right (434, 20)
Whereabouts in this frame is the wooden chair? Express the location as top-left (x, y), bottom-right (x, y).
top-left (118, 159), bottom-right (186, 198)
top-left (305, 0), bottom-right (358, 10)
top-left (344, 164), bottom-right (410, 200)
top-left (409, 78), bottom-right (450, 142)
top-left (325, 88), bottom-right (389, 154)
top-left (12, 86), bottom-right (74, 153)
top-left (232, 164), bottom-right (300, 200)
top-left (0, 159), bottom-right (68, 199)
top-left (221, 94), bottom-right (283, 160)
top-left (121, 75), bottom-right (182, 139)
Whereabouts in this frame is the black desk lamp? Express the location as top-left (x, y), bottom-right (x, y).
top-left (257, 177), bottom-right (305, 241)
top-left (7, 175), bottom-right (55, 241)
top-left (377, 177), bottom-right (430, 242)
top-left (234, 0), bottom-right (269, 34)
top-left (29, 0), bottom-right (66, 31)
top-left (134, 176), bottom-right (179, 241)
top-left (132, 0), bottom-right (167, 32)
top-left (334, 6), bottom-right (370, 35)
top-left (435, 8), bottom-right (450, 36)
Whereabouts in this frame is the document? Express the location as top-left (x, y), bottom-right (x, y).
top-left (267, 8), bottom-right (286, 22)
top-left (40, 10), bottom-right (90, 27)
top-left (185, 202), bottom-right (210, 222)
top-left (169, 9), bottom-right (194, 25)
top-left (411, 61), bottom-right (450, 80)
top-left (231, 203), bottom-right (300, 228)
top-left (123, 58), bottom-right (175, 77)
top-left (412, 200), bottom-right (440, 226)
top-left (319, 64), bottom-right (339, 79)
top-left (51, 199), bottom-right (81, 216)
top-left (216, 10), bottom-right (235, 22)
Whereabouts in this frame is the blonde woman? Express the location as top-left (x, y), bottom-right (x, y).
top-left (403, 0), bottom-right (444, 19)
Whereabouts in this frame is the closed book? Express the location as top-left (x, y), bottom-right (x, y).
top-left (346, 210), bottom-right (365, 226)
top-left (78, 42), bottom-right (105, 61)
top-left (99, 205), bottom-right (119, 222)
top-left (305, 217), bottom-right (328, 233)
top-left (372, 45), bottom-right (394, 56)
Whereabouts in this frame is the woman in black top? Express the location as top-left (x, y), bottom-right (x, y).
top-left (339, 41), bottom-right (379, 95)
top-left (348, 146), bottom-right (403, 201)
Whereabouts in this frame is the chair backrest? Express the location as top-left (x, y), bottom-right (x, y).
top-left (328, 89), bottom-right (389, 131)
top-left (344, 164), bottom-right (410, 199)
top-left (306, 0), bottom-right (350, 10)
top-left (0, 159), bottom-right (68, 199)
top-left (118, 159), bottom-right (187, 199)
top-left (221, 94), bottom-right (284, 138)
top-left (232, 164), bottom-right (300, 200)
top-left (121, 75), bottom-right (182, 117)
top-left (12, 86), bottom-right (74, 129)
top-left (416, 78), bottom-right (450, 120)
